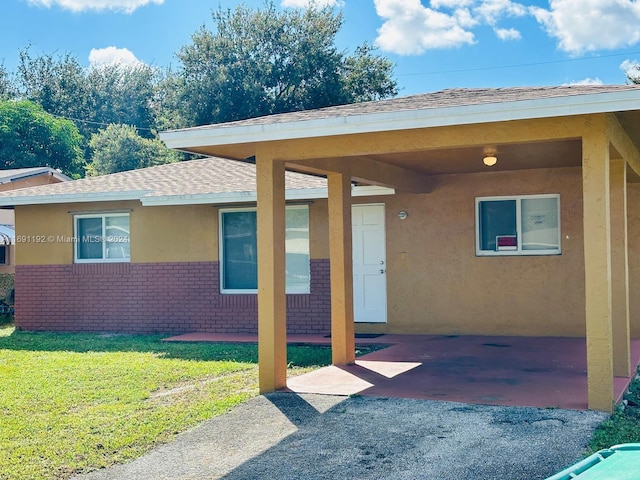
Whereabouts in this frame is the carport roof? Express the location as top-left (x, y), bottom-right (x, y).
top-left (160, 85), bottom-right (640, 158)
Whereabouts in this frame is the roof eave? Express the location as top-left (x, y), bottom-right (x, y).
top-left (0, 191), bottom-right (150, 207)
top-left (160, 90), bottom-right (640, 150)
top-left (140, 185), bottom-right (395, 206)
top-left (0, 167), bottom-right (72, 185)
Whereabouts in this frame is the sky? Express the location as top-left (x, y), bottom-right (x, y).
top-left (2, 0), bottom-right (640, 96)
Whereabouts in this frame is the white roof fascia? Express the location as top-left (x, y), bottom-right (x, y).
top-left (160, 89), bottom-right (640, 150)
top-left (51, 171), bottom-right (73, 182)
top-left (141, 188), bottom-right (330, 206)
top-left (141, 186), bottom-right (394, 206)
top-left (0, 167), bottom-right (72, 184)
top-left (0, 190), bottom-right (150, 207)
top-left (352, 186), bottom-right (395, 197)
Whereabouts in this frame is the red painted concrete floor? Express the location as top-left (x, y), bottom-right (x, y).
top-left (164, 332), bottom-right (640, 410)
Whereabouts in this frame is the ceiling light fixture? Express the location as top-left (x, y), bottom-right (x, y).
top-left (483, 155), bottom-right (497, 167)
top-left (483, 147), bottom-right (498, 167)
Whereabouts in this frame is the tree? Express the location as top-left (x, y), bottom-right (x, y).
top-left (85, 63), bottom-right (160, 138)
top-left (0, 99), bottom-right (84, 176)
top-left (15, 48), bottom-right (162, 148)
top-left (626, 61), bottom-right (640, 84)
top-left (16, 49), bottom-right (88, 123)
top-left (86, 123), bottom-right (180, 176)
top-left (171, 1), bottom-right (397, 126)
top-left (0, 64), bottom-right (16, 100)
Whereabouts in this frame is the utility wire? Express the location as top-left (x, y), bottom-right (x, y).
top-left (49, 112), bottom-right (155, 132)
top-left (397, 50), bottom-right (640, 77)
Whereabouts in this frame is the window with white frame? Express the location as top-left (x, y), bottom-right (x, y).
top-left (220, 206), bottom-right (310, 293)
top-left (74, 213), bottom-right (130, 262)
top-left (475, 194), bottom-right (561, 256)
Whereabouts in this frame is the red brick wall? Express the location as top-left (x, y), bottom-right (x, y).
top-left (14, 260), bottom-right (331, 334)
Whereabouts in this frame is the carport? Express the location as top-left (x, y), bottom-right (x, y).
top-left (167, 332), bottom-right (640, 410)
top-left (161, 85), bottom-right (640, 412)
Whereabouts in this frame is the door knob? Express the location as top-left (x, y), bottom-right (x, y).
top-left (380, 260), bottom-right (384, 265)
top-left (380, 269), bottom-right (385, 274)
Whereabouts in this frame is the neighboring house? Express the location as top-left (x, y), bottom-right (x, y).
top-left (2, 85), bottom-right (640, 411)
top-left (0, 167), bottom-right (70, 273)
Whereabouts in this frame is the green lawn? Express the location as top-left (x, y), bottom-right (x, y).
top-left (4, 321), bottom-right (639, 478)
top-left (589, 370), bottom-right (640, 452)
top-left (0, 325), bottom-right (340, 480)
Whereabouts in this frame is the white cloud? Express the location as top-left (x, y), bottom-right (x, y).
top-left (563, 78), bottom-right (604, 86)
top-left (374, 0), bottom-right (531, 55)
top-left (431, 0), bottom-right (474, 7)
top-left (374, 0), bottom-right (476, 55)
top-left (621, 59), bottom-right (640, 80)
top-left (27, 0), bottom-right (163, 14)
top-left (531, 0), bottom-right (640, 55)
top-left (495, 27), bottom-right (521, 40)
top-left (89, 47), bottom-right (142, 68)
top-left (281, 0), bottom-right (343, 6)
top-left (474, 0), bottom-right (527, 25)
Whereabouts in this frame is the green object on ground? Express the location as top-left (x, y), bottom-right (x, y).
top-left (545, 443), bottom-right (640, 479)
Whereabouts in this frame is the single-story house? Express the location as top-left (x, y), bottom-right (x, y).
top-left (2, 85), bottom-right (640, 411)
top-left (0, 157), bottom-right (390, 335)
top-left (157, 84), bottom-right (640, 412)
top-left (0, 167), bottom-right (70, 273)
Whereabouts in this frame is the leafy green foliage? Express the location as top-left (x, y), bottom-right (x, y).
top-left (84, 63), bottom-right (160, 139)
top-left (626, 61), bottom-right (640, 84)
top-left (16, 49), bottom-right (87, 123)
top-left (0, 64), bottom-right (15, 100)
top-left (3, 4), bottom-right (398, 174)
top-left (16, 48), bottom-right (161, 140)
top-left (0, 99), bottom-right (84, 176)
top-left (590, 373), bottom-right (640, 451)
top-left (86, 124), bottom-right (180, 176)
top-left (171, 1), bottom-right (397, 126)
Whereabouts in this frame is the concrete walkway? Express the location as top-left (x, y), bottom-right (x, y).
top-left (74, 393), bottom-right (607, 480)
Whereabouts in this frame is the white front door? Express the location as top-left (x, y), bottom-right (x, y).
top-left (352, 204), bottom-right (387, 323)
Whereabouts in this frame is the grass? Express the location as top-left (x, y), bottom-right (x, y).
top-left (0, 325), bottom-right (377, 480)
top-left (589, 370), bottom-right (640, 452)
top-left (10, 320), bottom-right (639, 477)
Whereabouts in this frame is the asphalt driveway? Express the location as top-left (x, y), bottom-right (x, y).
top-left (74, 393), bottom-right (607, 480)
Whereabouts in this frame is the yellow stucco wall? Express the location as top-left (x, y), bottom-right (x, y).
top-left (15, 201), bottom-right (218, 265)
top-left (352, 167), bottom-right (587, 337)
top-left (134, 205), bottom-right (217, 262)
top-left (15, 203), bottom-right (76, 264)
top-left (14, 166), bottom-right (637, 339)
top-left (309, 199), bottom-right (329, 260)
top-left (628, 183), bottom-right (640, 338)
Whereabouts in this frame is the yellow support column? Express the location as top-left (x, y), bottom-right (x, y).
top-left (256, 155), bottom-right (287, 393)
top-left (610, 159), bottom-right (631, 378)
top-left (582, 127), bottom-right (614, 412)
top-left (327, 171), bottom-right (355, 365)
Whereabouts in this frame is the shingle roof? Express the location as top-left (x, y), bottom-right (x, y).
top-left (0, 157), bottom-right (328, 206)
top-left (165, 85), bottom-right (640, 132)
